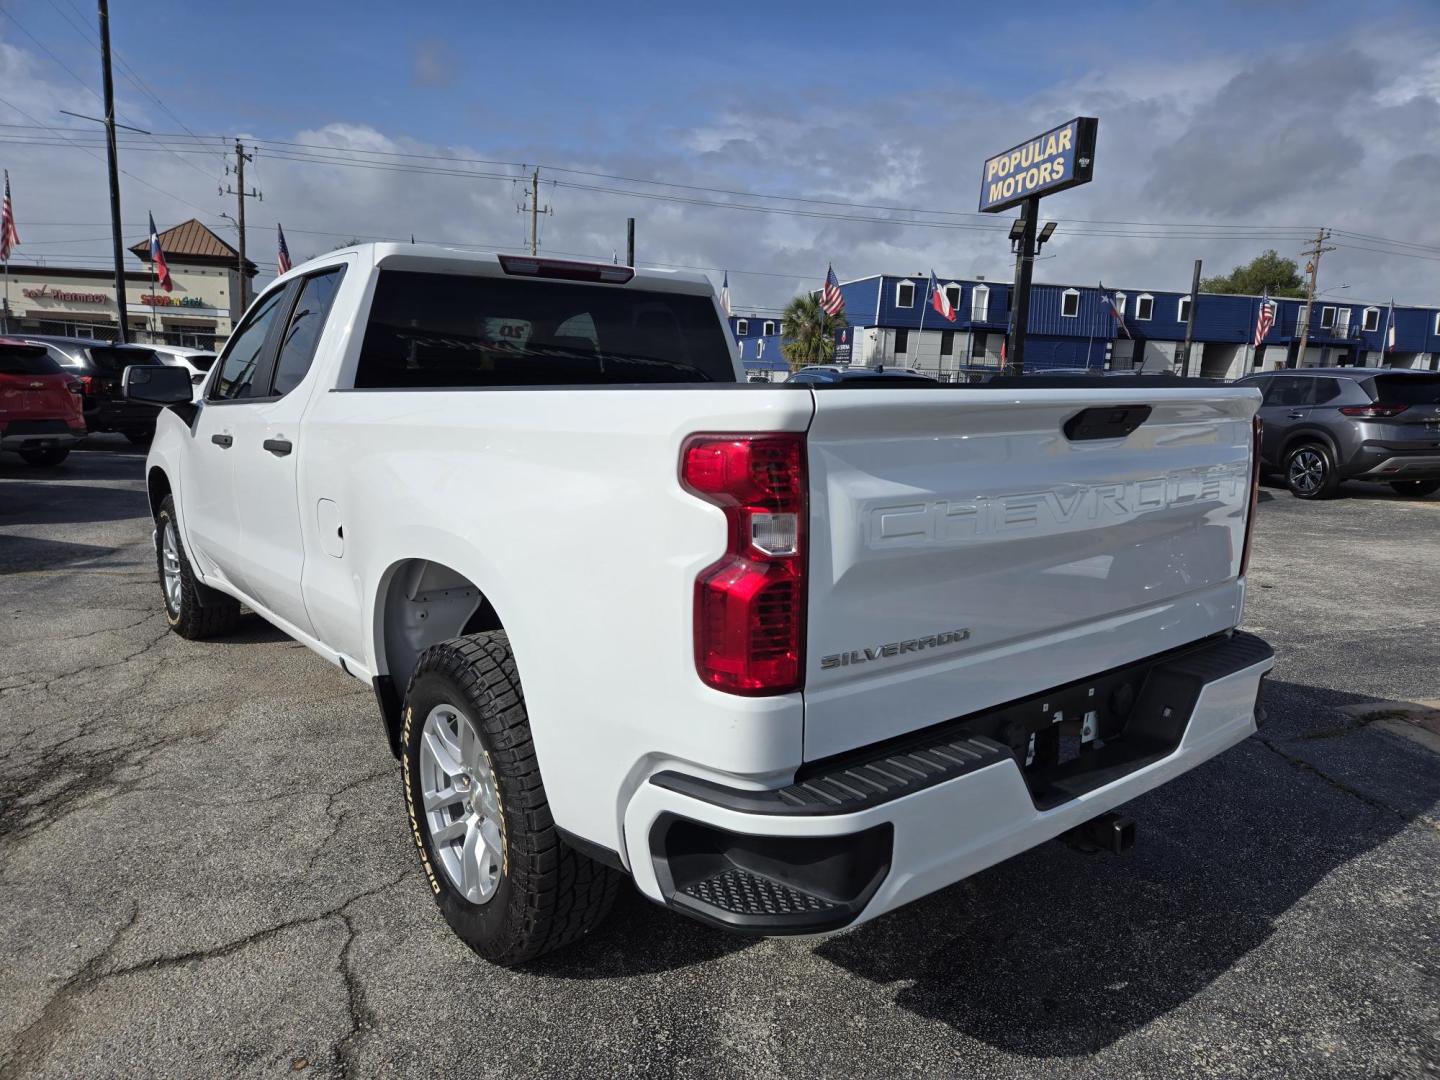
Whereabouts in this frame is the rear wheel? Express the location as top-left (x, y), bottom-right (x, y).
top-left (155, 495), bottom-right (240, 639)
top-left (17, 447), bottom-right (70, 466)
top-left (401, 632), bottom-right (620, 966)
top-left (1284, 443), bottom-right (1340, 500)
top-left (1390, 479), bottom-right (1440, 497)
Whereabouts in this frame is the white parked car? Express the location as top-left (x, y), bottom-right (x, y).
top-left (128, 244), bottom-right (1273, 965)
top-left (146, 344), bottom-right (218, 394)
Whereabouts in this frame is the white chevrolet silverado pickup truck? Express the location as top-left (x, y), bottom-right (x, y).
top-left (127, 244), bottom-right (1273, 966)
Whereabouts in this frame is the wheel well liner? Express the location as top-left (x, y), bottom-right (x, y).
top-left (146, 466), bottom-right (172, 519)
top-left (374, 559), bottom-right (503, 754)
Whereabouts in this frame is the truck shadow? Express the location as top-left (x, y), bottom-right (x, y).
top-left (0, 481), bottom-right (148, 526)
top-left (525, 883), bottom-right (752, 977)
top-left (810, 678), bottom-right (1429, 1057)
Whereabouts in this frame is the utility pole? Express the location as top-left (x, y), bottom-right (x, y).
top-left (1005, 196), bottom-right (1038, 374)
top-left (97, 0), bottom-right (129, 343)
top-left (1179, 258), bottom-right (1202, 377)
top-left (518, 169), bottom-right (551, 255)
top-left (1295, 228), bottom-right (1334, 369)
top-left (626, 217), bottom-right (635, 266)
top-left (225, 142), bottom-right (260, 312)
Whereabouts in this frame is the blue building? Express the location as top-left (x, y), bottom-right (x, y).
top-left (734, 275), bottom-right (1440, 380)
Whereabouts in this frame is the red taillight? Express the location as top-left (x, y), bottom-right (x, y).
top-left (78, 375), bottom-right (95, 394)
top-left (1240, 415), bottom-right (1261, 577)
top-left (1339, 404), bottom-right (1408, 417)
top-left (682, 433), bottom-right (806, 695)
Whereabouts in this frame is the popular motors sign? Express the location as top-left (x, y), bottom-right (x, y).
top-left (979, 117), bottom-right (1098, 213)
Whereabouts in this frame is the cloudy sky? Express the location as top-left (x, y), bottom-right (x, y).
top-left (2, 0), bottom-right (1439, 317)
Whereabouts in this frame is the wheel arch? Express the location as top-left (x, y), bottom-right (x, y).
top-left (146, 465), bottom-right (172, 520)
top-left (1280, 427), bottom-right (1339, 463)
top-left (369, 554), bottom-right (512, 755)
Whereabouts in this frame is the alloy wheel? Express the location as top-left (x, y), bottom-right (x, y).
top-left (1288, 449), bottom-right (1325, 495)
top-left (161, 519), bottom-right (183, 613)
top-left (418, 704), bottom-right (506, 904)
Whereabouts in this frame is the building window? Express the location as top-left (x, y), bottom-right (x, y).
top-left (1114, 292), bottom-right (1126, 315)
top-left (940, 330), bottom-right (955, 356)
top-left (1061, 289), bottom-right (1080, 318)
top-left (762, 320), bottom-right (775, 336)
top-left (971, 285), bottom-right (989, 322)
top-left (1362, 307), bottom-right (1379, 332)
top-left (735, 319), bottom-right (748, 336)
top-left (1136, 294), bottom-right (1154, 321)
top-left (896, 281), bottom-right (915, 308)
top-left (1177, 296), bottom-right (1191, 323)
top-left (895, 328), bottom-right (910, 353)
top-left (943, 285), bottom-right (961, 312)
top-left (1335, 308), bottom-right (1351, 336)
top-left (972, 331), bottom-right (988, 359)
top-left (1320, 306), bottom-right (1336, 330)
top-left (1434, 313), bottom-right (1440, 336)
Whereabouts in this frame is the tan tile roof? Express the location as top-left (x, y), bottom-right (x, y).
top-left (130, 219), bottom-right (236, 261)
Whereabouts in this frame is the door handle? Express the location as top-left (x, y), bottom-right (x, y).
top-left (1286, 411), bottom-right (1305, 419)
top-left (263, 438), bottom-right (293, 457)
top-left (211, 433), bottom-right (233, 448)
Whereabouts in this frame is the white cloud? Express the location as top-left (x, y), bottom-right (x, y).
top-left (4, 21), bottom-right (1440, 315)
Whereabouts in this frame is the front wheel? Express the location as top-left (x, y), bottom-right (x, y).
top-left (17, 447), bottom-right (70, 466)
top-left (1284, 443), bottom-right (1340, 500)
top-left (402, 632), bottom-right (620, 966)
top-left (1390, 479), bottom-right (1440, 497)
top-left (155, 495), bottom-right (241, 639)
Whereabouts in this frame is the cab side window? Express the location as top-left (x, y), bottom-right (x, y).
top-left (210, 289), bottom-right (289, 401)
top-left (271, 267), bottom-right (347, 397)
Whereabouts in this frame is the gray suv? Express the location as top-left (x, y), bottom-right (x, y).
top-left (1235, 368), bottom-right (1440, 499)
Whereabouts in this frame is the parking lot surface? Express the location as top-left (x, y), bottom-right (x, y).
top-left (2, 441), bottom-right (1437, 1079)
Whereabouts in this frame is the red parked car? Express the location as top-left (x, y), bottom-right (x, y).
top-left (0, 338), bottom-right (87, 466)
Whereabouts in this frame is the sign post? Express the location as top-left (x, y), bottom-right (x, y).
top-left (979, 116), bottom-right (1098, 374)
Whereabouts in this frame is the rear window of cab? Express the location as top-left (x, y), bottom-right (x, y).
top-left (353, 271), bottom-right (736, 388)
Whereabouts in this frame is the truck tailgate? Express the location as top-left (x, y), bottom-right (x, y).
top-left (803, 386), bottom-right (1258, 761)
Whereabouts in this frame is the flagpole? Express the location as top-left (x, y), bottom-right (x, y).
top-left (915, 277), bottom-right (927, 372)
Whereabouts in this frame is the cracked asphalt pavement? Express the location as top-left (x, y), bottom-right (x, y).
top-left (2, 439), bottom-right (1438, 1078)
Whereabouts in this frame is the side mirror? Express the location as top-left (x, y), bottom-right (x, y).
top-left (123, 364), bottom-right (194, 405)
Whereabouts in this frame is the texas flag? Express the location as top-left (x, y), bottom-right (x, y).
top-left (148, 213), bottom-right (172, 292)
top-left (927, 270), bottom-right (956, 322)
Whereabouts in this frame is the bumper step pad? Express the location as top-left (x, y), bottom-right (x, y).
top-left (682, 867), bottom-right (838, 918)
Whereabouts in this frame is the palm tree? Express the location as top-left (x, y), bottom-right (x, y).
top-left (781, 292), bottom-right (848, 372)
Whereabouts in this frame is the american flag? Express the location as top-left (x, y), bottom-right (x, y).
top-left (719, 270), bottom-right (731, 316)
top-left (1385, 300), bottom-right (1397, 352)
top-left (821, 264), bottom-right (845, 317)
top-left (277, 224), bottom-right (292, 275)
top-left (148, 213), bottom-right (172, 293)
top-left (1253, 288), bottom-right (1276, 347)
top-left (1, 170), bottom-right (19, 262)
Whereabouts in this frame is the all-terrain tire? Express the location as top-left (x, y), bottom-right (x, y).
top-left (1390, 479), bottom-right (1440, 497)
top-left (401, 632), bottom-right (621, 966)
top-left (155, 495), bottom-right (241, 639)
top-left (1284, 442), bottom-right (1341, 500)
top-left (17, 447), bottom-right (70, 466)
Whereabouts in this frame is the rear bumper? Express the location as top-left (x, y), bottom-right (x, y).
top-left (1, 420), bottom-right (86, 451)
top-left (82, 399), bottom-right (159, 432)
top-left (624, 631), bottom-right (1273, 935)
top-left (1349, 452), bottom-right (1440, 479)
